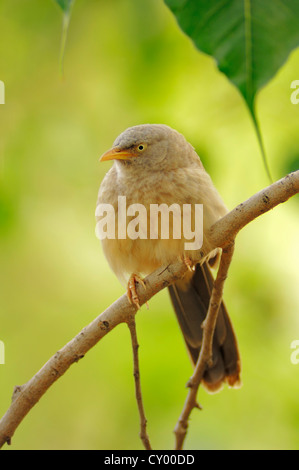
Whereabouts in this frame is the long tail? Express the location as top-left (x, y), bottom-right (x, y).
top-left (168, 263), bottom-right (241, 392)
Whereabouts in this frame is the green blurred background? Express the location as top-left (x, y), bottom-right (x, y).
top-left (0, 0), bottom-right (299, 450)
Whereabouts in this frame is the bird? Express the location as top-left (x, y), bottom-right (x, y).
top-left (96, 124), bottom-right (241, 392)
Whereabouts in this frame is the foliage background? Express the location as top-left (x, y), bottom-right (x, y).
top-left (0, 0), bottom-right (299, 450)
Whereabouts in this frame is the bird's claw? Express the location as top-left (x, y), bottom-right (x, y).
top-left (127, 274), bottom-right (146, 310)
top-left (182, 255), bottom-right (195, 272)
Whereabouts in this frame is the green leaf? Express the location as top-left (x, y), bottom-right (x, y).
top-left (165, 0), bottom-right (299, 112)
top-left (54, 0), bottom-right (74, 14)
top-left (164, 0), bottom-right (299, 180)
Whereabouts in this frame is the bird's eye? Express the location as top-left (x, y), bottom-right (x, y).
top-left (137, 143), bottom-right (147, 152)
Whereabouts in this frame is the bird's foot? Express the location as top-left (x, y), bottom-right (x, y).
top-left (127, 274), bottom-right (146, 310)
top-left (181, 255), bottom-right (195, 272)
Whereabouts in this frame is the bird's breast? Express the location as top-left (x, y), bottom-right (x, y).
top-left (96, 166), bottom-right (225, 283)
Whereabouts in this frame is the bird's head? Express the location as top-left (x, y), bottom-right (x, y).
top-left (99, 124), bottom-right (193, 171)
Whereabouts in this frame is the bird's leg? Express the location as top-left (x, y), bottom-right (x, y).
top-left (181, 254), bottom-right (195, 272)
top-left (127, 274), bottom-right (146, 310)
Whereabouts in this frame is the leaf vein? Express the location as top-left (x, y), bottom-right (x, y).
top-left (244, 0), bottom-right (253, 107)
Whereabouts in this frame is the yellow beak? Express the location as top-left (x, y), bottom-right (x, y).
top-left (99, 147), bottom-right (137, 162)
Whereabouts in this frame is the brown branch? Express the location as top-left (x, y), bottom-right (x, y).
top-left (127, 315), bottom-right (152, 450)
top-left (209, 171), bottom-right (299, 245)
top-left (0, 170), bottom-right (298, 449)
top-left (174, 241), bottom-right (235, 450)
top-left (0, 260), bottom-right (187, 449)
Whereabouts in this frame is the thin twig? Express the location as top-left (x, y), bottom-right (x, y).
top-left (127, 315), bottom-right (152, 450)
top-left (174, 241), bottom-right (235, 450)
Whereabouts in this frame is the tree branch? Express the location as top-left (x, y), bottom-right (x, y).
top-left (174, 241), bottom-right (235, 450)
top-left (209, 171), bottom-right (299, 245)
top-left (127, 315), bottom-right (152, 450)
top-left (0, 170), bottom-right (298, 449)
